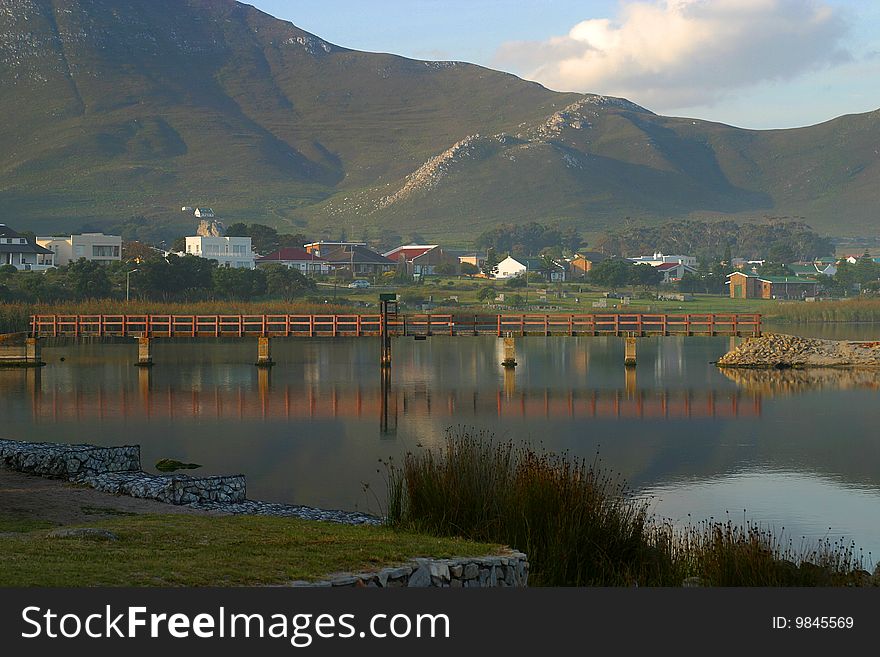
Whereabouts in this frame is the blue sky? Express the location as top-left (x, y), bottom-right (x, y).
top-left (249, 1), bottom-right (880, 129)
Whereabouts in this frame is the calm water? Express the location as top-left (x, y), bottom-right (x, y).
top-left (2, 323), bottom-right (879, 559)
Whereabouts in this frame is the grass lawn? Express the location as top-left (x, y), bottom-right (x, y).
top-left (0, 514), bottom-right (500, 587)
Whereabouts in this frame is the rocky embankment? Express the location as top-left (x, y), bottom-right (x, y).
top-left (717, 334), bottom-right (880, 369)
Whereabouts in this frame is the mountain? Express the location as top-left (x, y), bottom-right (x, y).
top-left (0, 0), bottom-right (877, 244)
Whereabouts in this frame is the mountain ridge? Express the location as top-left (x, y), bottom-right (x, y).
top-left (0, 0), bottom-right (876, 243)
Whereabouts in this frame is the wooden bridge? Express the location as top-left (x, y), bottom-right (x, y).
top-left (30, 313), bottom-right (761, 339)
top-left (21, 313), bottom-right (760, 369)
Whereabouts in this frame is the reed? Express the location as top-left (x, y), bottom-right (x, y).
top-left (386, 428), bottom-right (872, 586)
top-left (764, 298), bottom-right (880, 323)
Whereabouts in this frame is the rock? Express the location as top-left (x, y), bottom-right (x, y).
top-left (428, 562), bottom-right (450, 580)
top-left (47, 528), bottom-right (119, 541)
top-left (463, 563), bottom-right (480, 579)
top-left (407, 565), bottom-right (432, 588)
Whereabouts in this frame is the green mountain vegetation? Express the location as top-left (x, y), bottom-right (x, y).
top-left (0, 0), bottom-right (877, 244)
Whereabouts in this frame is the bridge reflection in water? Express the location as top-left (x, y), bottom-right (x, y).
top-left (22, 367), bottom-right (761, 430)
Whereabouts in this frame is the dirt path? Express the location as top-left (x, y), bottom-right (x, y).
top-left (0, 466), bottom-right (213, 526)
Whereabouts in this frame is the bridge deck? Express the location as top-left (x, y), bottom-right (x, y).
top-left (30, 313), bottom-right (761, 339)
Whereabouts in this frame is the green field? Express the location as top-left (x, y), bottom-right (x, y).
top-left (0, 513), bottom-right (499, 587)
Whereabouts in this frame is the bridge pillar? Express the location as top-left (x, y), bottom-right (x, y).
top-left (256, 337), bottom-right (274, 367)
top-left (624, 336), bottom-right (637, 367)
top-left (25, 337), bottom-right (42, 365)
top-left (501, 334), bottom-right (517, 368)
top-left (135, 337), bottom-right (153, 367)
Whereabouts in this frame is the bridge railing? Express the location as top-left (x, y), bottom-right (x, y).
top-left (30, 313), bottom-right (762, 338)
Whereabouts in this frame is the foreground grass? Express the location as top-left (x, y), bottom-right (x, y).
top-left (387, 429), bottom-right (874, 587)
top-left (0, 513), bottom-right (57, 534)
top-left (0, 514), bottom-right (499, 587)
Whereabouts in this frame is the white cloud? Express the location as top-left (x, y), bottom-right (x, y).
top-left (494, 0), bottom-right (851, 110)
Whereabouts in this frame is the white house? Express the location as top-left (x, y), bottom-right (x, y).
top-left (37, 232), bottom-right (122, 266)
top-left (185, 235), bottom-right (255, 269)
top-left (494, 255), bottom-right (528, 279)
top-left (193, 207), bottom-right (215, 219)
top-left (0, 224), bottom-right (55, 270)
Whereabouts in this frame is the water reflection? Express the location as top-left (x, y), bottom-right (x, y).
top-left (23, 371), bottom-right (762, 424)
top-left (720, 366), bottom-right (880, 395)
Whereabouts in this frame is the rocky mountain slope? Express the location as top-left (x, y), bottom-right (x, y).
top-left (0, 0), bottom-right (877, 242)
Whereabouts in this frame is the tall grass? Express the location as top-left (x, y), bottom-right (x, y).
top-left (386, 428), bottom-right (872, 586)
top-left (764, 298), bottom-right (880, 323)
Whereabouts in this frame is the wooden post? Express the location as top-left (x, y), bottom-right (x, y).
top-left (256, 336), bottom-right (274, 367)
top-left (135, 337), bottom-right (153, 367)
top-left (624, 335), bottom-right (637, 367)
top-left (501, 334), bottom-right (517, 368)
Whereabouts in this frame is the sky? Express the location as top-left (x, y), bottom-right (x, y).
top-left (248, 0), bottom-right (880, 130)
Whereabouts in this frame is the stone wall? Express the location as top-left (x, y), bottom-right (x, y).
top-left (292, 551), bottom-right (529, 588)
top-left (78, 471), bottom-right (246, 505)
top-left (0, 439), bottom-right (140, 478)
top-left (0, 439), bottom-right (243, 504)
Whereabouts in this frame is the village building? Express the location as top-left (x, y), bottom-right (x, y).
top-left (629, 252), bottom-right (697, 268)
top-left (0, 224), bottom-right (55, 270)
top-left (383, 245), bottom-right (456, 277)
top-left (458, 254), bottom-right (486, 271)
top-left (727, 272), bottom-right (819, 299)
top-left (185, 235), bottom-right (255, 269)
top-left (255, 247), bottom-right (330, 274)
top-left (493, 255), bottom-right (567, 282)
top-left (37, 232), bottom-right (122, 267)
top-left (303, 241), bottom-right (367, 258)
top-left (193, 208), bottom-right (215, 219)
top-left (568, 251), bottom-right (608, 278)
top-left (320, 244), bottom-right (396, 276)
top-left (654, 262), bottom-right (697, 283)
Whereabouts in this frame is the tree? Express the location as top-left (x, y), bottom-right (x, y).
top-left (460, 262), bottom-right (479, 277)
top-left (630, 263), bottom-right (662, 288)
top-left (212, 267), bottom-right (267, 300)
top-left (435, 262), bottom-right (458, 276)
top-left (64, 259), bottom-right (112, 299)
top-left (475, 222), bottom-right (581, 257)
top-left (538, 254), bottom-right (558, 281)
top-left (757, 262), bottom-right (791, 277)
top-left (481, 248), bottom-right (500, 278)
top-left (263, 265), bottom-right (316, 299)
top-left (478, 286), bottom-right (496, 302)
top-left (588, 258), bottom-right (634, 288)
top-left (123, 241), bottom-right (160, 262)
top-left (136, 254), bottom-right (215, 301)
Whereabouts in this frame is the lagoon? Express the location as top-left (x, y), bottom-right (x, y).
top-left (1, 325), bottom-right (878, 559)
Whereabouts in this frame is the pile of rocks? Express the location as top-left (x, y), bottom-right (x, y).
top-left (717, 333), bottom-right (880, 369)
top-left (292, 551), bottom-right (529, 588)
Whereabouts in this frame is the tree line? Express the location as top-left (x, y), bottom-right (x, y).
top-left (594, 218), bottom-right (833, 262)
top-left (0, 257), bottom-right (315, 303)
